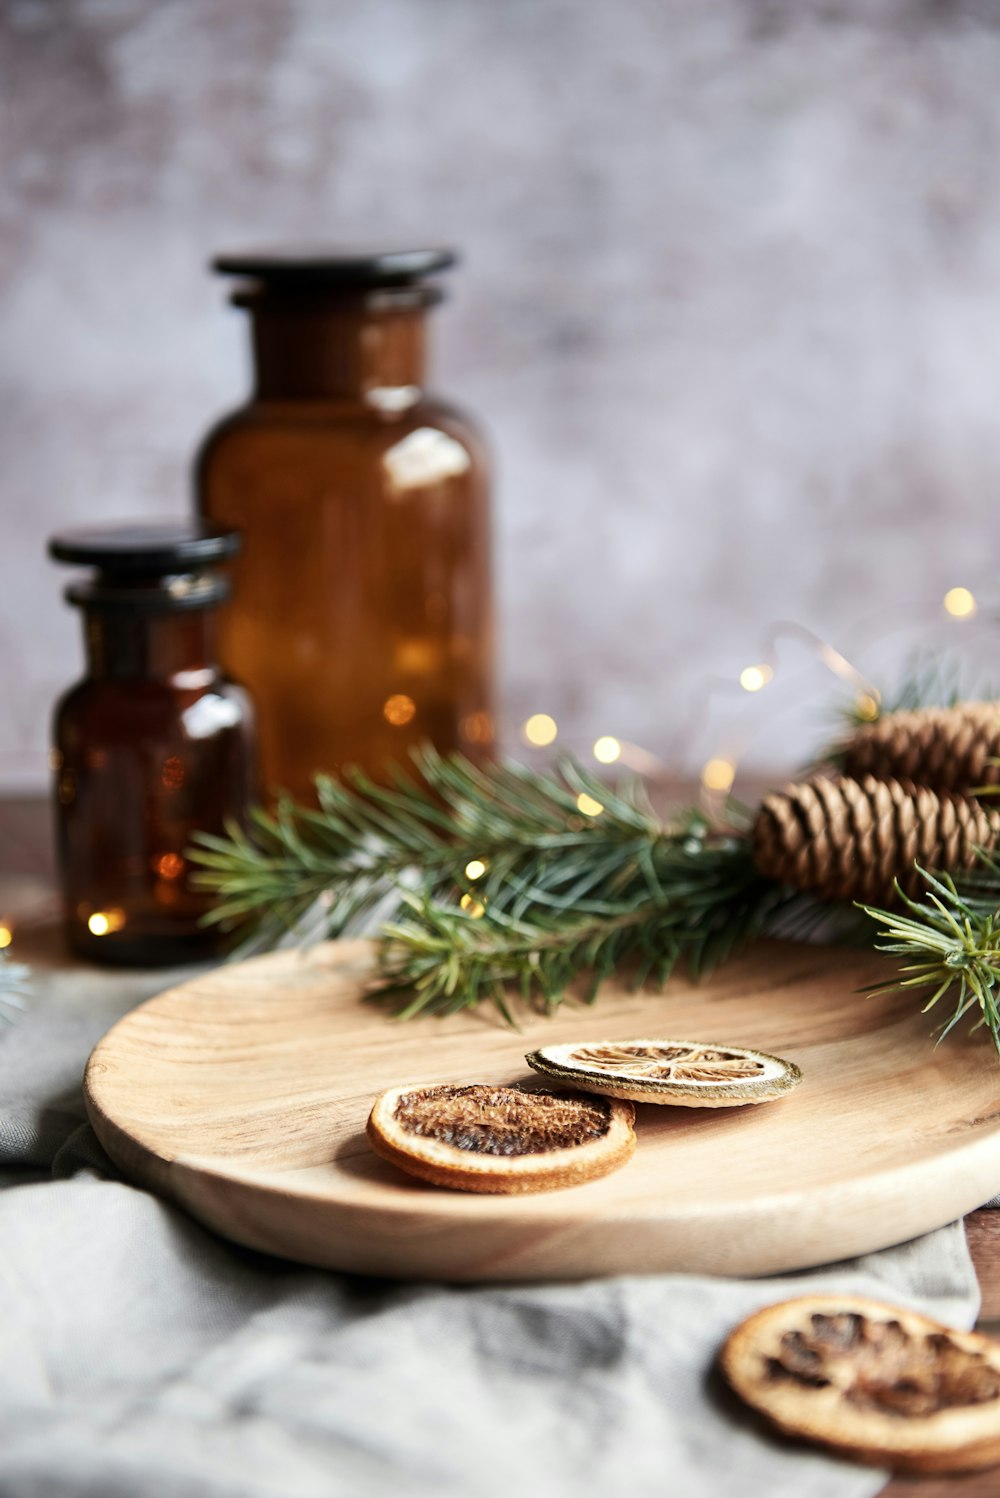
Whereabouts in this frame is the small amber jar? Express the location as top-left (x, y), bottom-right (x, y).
top-left (197, 247), bottom-right (495, 802)
top-left (49, 523), bottom-right (258, 966)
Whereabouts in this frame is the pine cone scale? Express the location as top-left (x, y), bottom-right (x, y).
top-left (843, 703), bottom-right (1000, 796)
top-left (815, 774), bottom-right (855, 901)
top-left (751, 774), bottom-right (1000, 906)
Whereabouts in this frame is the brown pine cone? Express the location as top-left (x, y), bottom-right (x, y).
top-left (751, 774), bottom-right (1000, 905)
top-left (842, 702), bottom-right (1000, 795)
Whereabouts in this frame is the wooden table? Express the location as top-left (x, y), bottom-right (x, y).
top-left (2, 795), bottom-right (998, 1497)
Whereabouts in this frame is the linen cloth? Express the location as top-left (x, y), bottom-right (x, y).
top-left (0, 921), bottom-right (983, 1498)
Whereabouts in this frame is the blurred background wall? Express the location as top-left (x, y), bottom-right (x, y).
top-left (3, 0), bottom-right (999, 791)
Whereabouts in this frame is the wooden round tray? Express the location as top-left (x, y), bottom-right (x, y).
top-left (84, 938), bottom-right (1000, 1282)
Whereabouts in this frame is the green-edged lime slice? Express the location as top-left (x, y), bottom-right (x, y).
top-left (525, 1038), bottom-right (802, 1107)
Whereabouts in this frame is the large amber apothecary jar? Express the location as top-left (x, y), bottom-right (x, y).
top-left (196, 247), bottom-right (495, 802)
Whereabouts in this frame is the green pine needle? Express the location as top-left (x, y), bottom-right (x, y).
top-left (374, 829), bottom-right (790, 1019)
top-left (860, 857), bottom-right (1000, 1057)
top-left (189, 747), bottom-right (791, 1019)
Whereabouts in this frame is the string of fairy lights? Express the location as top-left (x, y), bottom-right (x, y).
top-left (516, 584), bottom-right (985, 814)
top-left (0, 584), bottom-right (987, 951)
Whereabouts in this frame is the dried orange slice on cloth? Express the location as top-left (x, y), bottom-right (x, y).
top-left (366, 1082), bottom-right (635, 1193)
top-left (524, 1038), bottom-right (801, 1107)
top-left (720, 1295), bottom-right (1000, 1474)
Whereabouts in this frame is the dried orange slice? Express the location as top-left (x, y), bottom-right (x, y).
top-left (366, 1082), bottom-right (635, 1193)
top-left (720, 1294), bottom-right (1000, 1474)
top-left (525, 1038), bottom-right (801, 1107)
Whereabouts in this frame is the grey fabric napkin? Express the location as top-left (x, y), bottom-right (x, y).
top-left (0, 921), bottom-right (983, 1498)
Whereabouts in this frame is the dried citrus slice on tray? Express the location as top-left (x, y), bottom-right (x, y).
top-left (366, 1082), bottom-right (636, 1193)
top-left (524, 1038), bottom-right (801, 1107)
top-left (719, 1294), bottom-right (1000, 1474)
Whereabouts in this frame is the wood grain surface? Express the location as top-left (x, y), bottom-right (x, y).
top-left (84, 935), bottom-right (1000, 1283)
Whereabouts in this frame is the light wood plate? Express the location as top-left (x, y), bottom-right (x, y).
top-left (84, 939), bottom-right (1000, 1282)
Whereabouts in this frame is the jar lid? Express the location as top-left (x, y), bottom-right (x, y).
top-left (49, 522), bottom-right (240, 612)
top-left (49, 521), bottom-right (241, 575)
top-left (211, 246), bottom-right (457, 288)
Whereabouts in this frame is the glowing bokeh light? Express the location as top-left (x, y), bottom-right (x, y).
top-left (383, 693), bottom-right (417, 726)
top-left (576, 792), bottom-right (604, 817)
top-left (593, 736), bottom-right (621, 764)
top-left (943, 587), bottom-right (977, 619)
top-left (0, 926), bottom-right (11, 950)
top-left (523, 713), bottom-right (558, 747)
top-left (460, 893), bottom-right (487, 918)
top-left (739, 664), bottom-right (773, 693)
top-left (87, 909), bottom-right (125, 937)
top-left (701, 758), bottom-right (735, 793)
top-left (464, 859), bottom-right (488, 881)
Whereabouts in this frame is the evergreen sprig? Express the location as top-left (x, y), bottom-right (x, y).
top-left (189, 748), bottom-right (789, 1018)
top-left (860, 856), bottom-right (1000, 1055)
top-left (376, 824), bottom-right (791, 1019)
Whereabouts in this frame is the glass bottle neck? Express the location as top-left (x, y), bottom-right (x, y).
top-left (83, 607), bottom-right (219, 686)
top-left (248, 298), bottom-right (429, 402)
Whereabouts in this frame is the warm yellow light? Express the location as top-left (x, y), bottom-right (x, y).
top-left (944, 586), bottom-right (977, 619)
top-left (739, 664), bottom-right (773, 693)
top-left (87, 909), bottom-right (125, 937)
top-left (576, 792), bottom-right (604, 817)
top-left (460, 893), bottom-right (486, 918)
top-left (464, 859), bottom-right (488, 881)
top-left (701, 758), bottom-right (735, 793)
top-left (0, 926), bottom-right (11, 950)
top-left (383, 693), bottom-right (417, 727)
top-left (393, 638), bottom-right (439, 675)
top-left (855, 692), bottom-right (881, 722)
top-left (523, 713), bottom-right (558, 747)
top-left (593, 736), bottom-right (621, 764)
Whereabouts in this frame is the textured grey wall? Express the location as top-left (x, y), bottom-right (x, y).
top-left (3, 0), bottom-right (1000, 791)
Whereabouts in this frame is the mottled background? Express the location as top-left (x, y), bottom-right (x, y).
top-left (3, 0), bottom-right (1000, 792)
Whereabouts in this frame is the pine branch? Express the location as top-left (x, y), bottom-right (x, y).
top-left (189, 747), bottom-right (668, 948)
top-left (0, 949), bottom-right (30, 1023)
top-left (374, 830), bottom-right (791, 1019)
top-left (859, 858), bottom-right (1000, 1057)
top-left (189, 747), bottom-right (791, 1017)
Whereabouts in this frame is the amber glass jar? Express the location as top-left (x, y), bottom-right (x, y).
top-left (196, 247), bottom-right (494, 803)
top-left (49, 523), bottom-right (258, 966)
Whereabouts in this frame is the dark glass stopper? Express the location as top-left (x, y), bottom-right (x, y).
top-left (211, 246), bottom-right (457, 287)
top-left (48, 522), bottom-right (241, 611)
